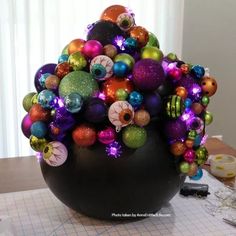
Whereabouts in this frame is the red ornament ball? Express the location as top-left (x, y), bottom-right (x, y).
top-left (72, 124), bottom-right (96, 147)
top-left (55, 62), bottom-right (72, 79)
top-left (29, 104), bottom-right (51, 122)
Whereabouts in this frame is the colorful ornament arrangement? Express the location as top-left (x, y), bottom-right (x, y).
top-left (21, 5), bottom-right (217, 180)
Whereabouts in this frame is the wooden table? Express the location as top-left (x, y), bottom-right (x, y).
top-left (0, 138), bottom-right (235, 193)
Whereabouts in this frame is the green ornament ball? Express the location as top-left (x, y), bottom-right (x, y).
top-left (141, 46), bottom-right (163, 62)
top-left (59, 71), bottom-right (99, 100)
top-left (61, 45), bottom-right (69, 55)
top-left (179, 161), bottom-right (190, 174)
top-left (22, 92), bottom-right (36, 112)
top-left (114, 53), bottom-right (135, 69)
top-left (122, 125), bottom-right (147, 149)
top-left (146, 32), bottom-right (160, 48)
top-left (30, 135), bottom-right (48, 152)
top-left (195, 146), bottom-right (208, 165)
top-left (167, 53), bottom-right (177, 61)
top-left (115, 89), bottom-right (128, 101)
top-left (68, 51), bottom-right (87, 71)
top-left (31, 93), bottom-right (38, 105)
top-left (188, 130), bottom-right (197, 140)
top-left (201, 95), bottom-right (210, 106)
top-left (204, 111), bottom-right (213, 125)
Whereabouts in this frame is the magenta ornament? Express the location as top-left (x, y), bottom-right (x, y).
top-left (183, 149), bottom-right (196, 163)
top-left (21, 114), bottom-right (33, 138)
top-left (82, 40), bottom-right (103, 58)
top-left (97, 127), bottom-right (116, 144)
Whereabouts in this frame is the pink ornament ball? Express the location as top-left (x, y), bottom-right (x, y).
top-left (21, 114), bottom-right (33, 138)
top-left (97, 127), bottom-right (116, 144)
top-left (183, 149), bottom-right (196, 163)
top-left (82, 40), bottom-right (103, 58)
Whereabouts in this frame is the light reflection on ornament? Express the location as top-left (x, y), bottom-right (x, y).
top-left (36, 152), bottom-right (43, 162)
top-left (181, 110), bottom-right (194, 122)
top-left (113, 36), bottom-right (125, 50)
top-left (53, 98), bottom-right (64, 108)
top-left (97, 92), bottom-right (106, 101)
top-left (106, 141), bottom-right (122, 158)
top-left (191, 84), bottom-right (201, 95)
top-left (200, 134), bottom-right (208, 145)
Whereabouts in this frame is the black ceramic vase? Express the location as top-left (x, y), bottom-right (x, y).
top-left (40, 121), bottom-right (185, 220)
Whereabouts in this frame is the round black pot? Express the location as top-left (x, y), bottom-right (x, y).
top-left (40, 122), bottom-right (185, 220)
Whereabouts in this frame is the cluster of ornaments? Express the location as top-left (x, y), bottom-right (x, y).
top-left (21, 5), bottom-right (217, 179)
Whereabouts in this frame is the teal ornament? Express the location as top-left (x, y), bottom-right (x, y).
top-left (30, 121), bottom-right (47, 138)
top-left (39, 73), bottom-right (51, 88)
top-left (184, 98), bottom-right (192, 108)
top-left (194, 134), bottom-right (202, 147)
top-left (59, 71), bottom-right (99, 100)
top-left (124, 37), bottom-right (137, 51)
top-left (58, 54), bottom-right (69, 63)
top-left (64, 93), bottom-right (83, 113)
top-left (191, 65), bottom-right (205, 79)
top-left (128, 91), bottom-right (143, 107)
top-left (189, 168), bottom-right (203, 180)
top-left (113, 61), bottom-right (129, 77)
top-left (91, 64), bottom-right (107, 80)
top-left (38, 89), bottom-right (56, 109)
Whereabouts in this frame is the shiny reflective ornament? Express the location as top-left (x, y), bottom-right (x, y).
top-left (194, 134), bottom-right (202, 147)
top-left (146, 32), bottom-right (159, 48)
top-left (179, 161), bottom-right (190, 174)
top-left (185, 139), bottom-right (194, 149)
top-left (82, 40), bottom-right (103, 58)
top-left (201, 76), bottom-right (217, 97)
top-left (21, 114), bottom-right (33, 138)
top-left (97, 127), bottom-right (116, 144)
top-left (114, 53), bottom-right (135, 70)
top-left (45, 75), bottom-right (60, 90)
top-left (168, 67), bottom-right (182, 81)
top-left (129, 26), bottom-right (149, 47)
top-left (170, 141), bottom-right (186, 156)
top-left (108, 101), bottom-right (134, 132)
top-left (201, 95), bottom-right (210, 106)
top-left (187, 162), bottom-right (198, 177)
top-left (90, 55), bottom-right (113, 80)
top-left (116, 13), bottom-right (134, 31)
top-left (68, 52), bottom-right (87, 71)
top-left (43, 141), bottom-right (68, 167)
top-left (183, 149), bottom-right (196, 163)
top-left (189, 168), bottom-right (203, 180)
top-left (30, 135), bottom-right (48, 152)
top-left (124, 37), bottom-right (137, 51)
top-left (184, 98), bottom-right (192, 108)
top-left (128, 91), bottom-right (143, 107)
top-left (134, 110), bottom-right (150, 127)
top-left (59, 71), bottom-right (99, 100)
top-left (68, 38), bottom-right (85, 55)
top-left (103, 44), bottom-right (117, 59)
top-left (115, 88), bottom-right (128, 101)
top-left (29, 104), bottom-right (51, 122)
top-left (166, 95), bottom-right (183, 118)
top-left (64, 93), bottom-right (83, 113)
top-left (175, 87), bottom-right (188, 99)
top-left (141, 46), bottom-right (163, 61)
top-left (195, 146), bottom-right (208, 165)
top-left (180, 64), bottom-right (190, 74)
top-left (191, 65), bottom-right (205, 79)
top-left (55, 62), bottom-right (72, 79)
top-left (100, 5), bottom-right (129, 22)
top-left (188, 130), bottom-right (197, 140)
top-left (30, 121), bottom-right (47, 138)
top-left (204, 111), bottom-right (213, 125)
top-left (39, 73), bottom-right (51, 88)
top-left (61, 45), bottom-right (68, 55)
top-left (103, 77), bottom-right (134, 104)
top-left (122, 125), bottom-right (147, 148)
top-left (23, 92), bottom-right (36, 112)
top-left (187, 117), bottom-right (204, 134)
top-left (106, 141), bottom-right (122, 158)
top-left (31, 93), bottom-right (38, 105)
top-left (113, 61), bottom-right (129, 77)
top-left (58, 54), bottom-right (69, 63)
top-left (191, 102), bottom-right (204, 115)
top-left (167, 53), bottom-right (178, 61)
top-left (72, 124), bottom-right (97, 147)
top-left (38, 90), bottom-right (56, 109)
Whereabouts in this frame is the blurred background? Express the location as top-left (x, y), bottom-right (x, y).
top-left (0, 0), bottom-right (235, 158)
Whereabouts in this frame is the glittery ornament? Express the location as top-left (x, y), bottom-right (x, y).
top-left (128, 91), bottom-right (143, 107)
top-left (134, 110), bottom-right (150, 127)
top-left (98, 127), bottom-right (116, 144)
top-left (30, 121), bottom-right (47, 138)
top-left (100, 5), bottom-right (128, 22)
top-left (68, 51), bottom-right (87, 71)
top-left (55, 62), bottom-right (72, 79)
top-left (29, 104), bottom-right (51, 122)
top-left (45, 75), bottom-right (60, 90)
top-left (68, 38), bottom-right (85, 55)
top-left (187, 162), bottom-right (198, 176)
top-left (189, 168), bottom-right (203, 180)
top-left (195, 146), bottom-right (208, 165)
top-left (183, 149), bottom-right (196, 163)
top-left (30, 135), bottom-right (48, 152)
top-left (129, 26), bottom-right (149, 47)
top-left (170, 141), bottom-right (186, 156)
top-left (103, 44), bottom-right (117, 58)
top-left (64, 93), bottom-right (83, 113)
top-left (146, 32), bottom-right (159, 48)
top-left (38, 90), bottom-right (56, 109)
top-left (115, 89), bottom-right (128, 101)
top-left (165, 119), bottom-right (187, 141)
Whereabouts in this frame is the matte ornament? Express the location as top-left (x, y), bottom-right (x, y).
top-left (59, 71), bottom-right (99, 100)
top-left (204, 111), bottom-right (213, 125)
top-left (134, 110), bottom-right (150, 127)
top-left (187, 162), bottom-right (198, 177)
top-left (23, 92), bottom-right (36, 112)
top-left (103, 44), bottom-right (117, 59)
top-left (143, 92), bottom-right (162, 117)
top-left (122, 125), bottom-right (147, 148)
top-left (43, 141), bottom-right (68, 167)
top-left (165, 119), bottom-right (187, 141)
top-left (98, 127), bottom-right (116, 144)
top-left (191, 102), bottom-right (204, 115)
top-left (45, 75), bottom-right (60, 91)
top-left (30, 135), bottom-right (48, 152)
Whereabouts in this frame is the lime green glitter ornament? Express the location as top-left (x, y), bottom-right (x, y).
top-left (68, 51), bottom-right (87, 71)
top-left (22, 92), bottom-right (36, 112)
top-left (146, 32), bottom-right (160, 48)
top-left (122, 125), bottom-right (147, 149)
top-left (29, 135), bottom-right (48, 152)
top-left (59, 71), bottom-right (99, 100)
top-left (195, 146), bottom-right (208, 165)
top-left (115, 89), bottom-right (128, 101)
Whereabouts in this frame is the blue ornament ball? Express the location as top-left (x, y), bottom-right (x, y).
top-left (64, 93), bottom-right (83, 113)
top-left (189, 168), bottom-right (203, 180)
top-left (191, 65), bottom-right (205, 79)
top-left (124, 37), bottom-right (137, 51)
top-left (194, 134), bottom-right (202, 147)
top-left (113, 61), bottom-right (129, 77)
top-left (184, 98), bottom-right (192, 108)
top-left (58, 54), bottom-right (69, 63)
top-left (38, 89), bottom-right (56, 109)
top-left (39, 73), bottom-right (51, 88)
top-left (128, 91), bottom-right (143, 107)
top-left (30, 121), bottom-right (47, 138)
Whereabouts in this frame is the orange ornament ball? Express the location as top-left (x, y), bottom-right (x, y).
top-left (29, 104), bottom-right (51, 122)
top-left (134, 110), bottom-right (150, 127)
top-left (55, 62), bottom-right (72, 79)
top-left (170, 141), bottom-right (186, 156)
top-left (185, 139), bottom-right (194, 149)
top-left (103, 77), bottom-right (134, 104)
top-left (191, 102), bottom-right (204, 115)
top-left (129, 26), bottom-right (149, 47)
top-left (180, 64), bottom-right (190, 74)
top-left (68, 38), bottom-right (86, 55)
top-left (100, 5), bottom-right (128, 23)
top-left (72, 124), bottom-right (96, 147)
top-left (175, 86), bottom-right (188, 99)
top-left (201, 76), bottom-right (217, 97)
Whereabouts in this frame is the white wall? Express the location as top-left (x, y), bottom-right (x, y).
top-left (182, 0), bottom-right (236, 147)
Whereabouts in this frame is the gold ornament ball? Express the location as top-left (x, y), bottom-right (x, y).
top-left (134, 110), bottom-right (150, 127)
top-left (187, 162), bottom-right (198, 176)
top-left (30, 135), bottom-right (48, 152)
top-left (45, 75), bottom-right (60, 90)
top-left (170, 141), bottom-right (186, 156)
top-left (68, 51), bottom-right (87, 71)
top-left (104, 44), bottom-right (117, 59)
top-left (141, 46), bottom-right (163, 62)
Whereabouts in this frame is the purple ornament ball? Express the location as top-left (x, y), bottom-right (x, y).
top-left (165, 119), bottom-right (187, 141)
top-left (132, 59), bottom-right (165, 91)
top-left (84, 98), bottom-right (107, 123)
top-left (177, 74), bottom-right (196, 91)
top-left (144, 92), bottom-right (162, 117)
top-left (21, 114), bottom-right (33, 138)
top-left (98, 127), bottom-right (116, 144)
top-left (34, 63), bottom-right (57, 92)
